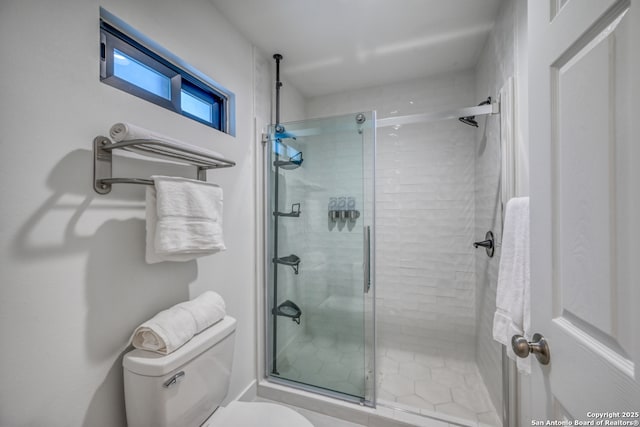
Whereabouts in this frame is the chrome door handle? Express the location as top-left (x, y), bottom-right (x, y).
top-left (511, 333), bottom-right (550, 365)
top-left (363, 225), bottom-right (371, 293)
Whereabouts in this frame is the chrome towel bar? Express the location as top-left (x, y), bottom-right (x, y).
top-left (92, 136), bottom-right (235, 194)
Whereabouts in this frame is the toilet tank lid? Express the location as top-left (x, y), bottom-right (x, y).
top-left (123, 316), bottom-right (237, 376)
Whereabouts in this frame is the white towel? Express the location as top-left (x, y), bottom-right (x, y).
top-left (130, 291), bottom-right (226, 354)
top-left (146, 175), bottom-right (226, 264)
top-left (109, 122), bottom-right (225, 160)
top-left (500, 77), bottom-right (516, 215)
top-left (493, 197), bottom-right (531, 374)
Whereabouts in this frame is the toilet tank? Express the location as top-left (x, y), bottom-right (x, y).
top-left (123, 316), bottom-right (237, 427)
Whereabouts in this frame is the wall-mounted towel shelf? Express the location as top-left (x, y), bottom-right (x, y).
top-left (93, 136), bottom-right (235, 194)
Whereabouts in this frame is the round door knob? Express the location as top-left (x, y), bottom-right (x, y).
top-left (511, 335), bottom-right (531, 358)
top-left (511, 333), bottom-right (551, 365)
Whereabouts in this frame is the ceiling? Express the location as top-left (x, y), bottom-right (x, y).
top-left (211, 0), bottom-right (503, 98)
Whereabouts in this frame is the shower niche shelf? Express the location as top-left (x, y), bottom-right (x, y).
top-left (275, 203), bottom-right (301, 218)
top-left (273, 254), bottom-right (301, 274)
top-left (273, 300), bottom-right (302, 324)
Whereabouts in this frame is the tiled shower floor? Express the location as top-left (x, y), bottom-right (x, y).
top-left (378, 347), bottom-right (502, 426)
top-left (276, 335), bottom-right (501, 426)
top-left (275, 333), bottom-right (366, 397)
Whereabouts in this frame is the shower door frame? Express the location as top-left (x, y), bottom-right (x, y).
top-left (262, 112), bottom-right (377, 408)
top-left (260, 104), bottom-right (511, 426)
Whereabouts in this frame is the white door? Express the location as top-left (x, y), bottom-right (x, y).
top-left (528, 0), bottom-right (640, 423)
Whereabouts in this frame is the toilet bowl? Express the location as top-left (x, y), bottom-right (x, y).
top-left (204, 401), bottom-right (312, 427)
top-left (123, 316), bottom-right (313, 427)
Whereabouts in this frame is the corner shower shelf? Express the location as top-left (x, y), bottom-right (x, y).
top-left (274, 203), bottom-right (301, 218)
top-left (273, 254), bottom-right (301, 274)
top-left (93, 136), bottom-right (236, 194)
top-left (273, 300), bottom-right (302, 324)
top-left (273, 152), bottom-right (303, 170)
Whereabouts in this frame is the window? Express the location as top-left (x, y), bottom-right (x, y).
top-left (99, 9), bottom-right (235, 135)
top-left (181, 80), bottom-right (222, 129)
top-left (113, 49), bottom-right (172, 100)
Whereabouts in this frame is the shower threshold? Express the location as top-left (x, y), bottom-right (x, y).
top-left (257, 379), bottom-right (482, 427)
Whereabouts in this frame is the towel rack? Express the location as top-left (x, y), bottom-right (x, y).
top-left (93, 136), bottom-right (235, 194)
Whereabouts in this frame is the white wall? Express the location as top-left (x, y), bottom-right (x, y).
top-left (0, 1), bottom-right (264, 426)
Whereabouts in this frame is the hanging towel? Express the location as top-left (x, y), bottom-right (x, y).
top-left (493, 197), bottom-right (531, 374)
top-left (145, 186), bottom-right (195, 263)
top-left (130, 291), bottom-right (226, 354)
top-left (500, 77), bottom-right (517, 215)
top-left (146, 175), bottom-right (226, 264)
top-left (109, 122), bottom-right (225, 160)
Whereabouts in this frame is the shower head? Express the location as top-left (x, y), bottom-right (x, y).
top-left (458, 96), bottom-right (491, 127)
top-left (459, 116), bottom-right (479, 127)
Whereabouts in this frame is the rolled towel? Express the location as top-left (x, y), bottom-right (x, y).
top-left (130, 305), bottom-right (197, 354)
top-left (173, 290), bottom-right (226, 332)
top-left (130, 291), bottom-right (226, 354)
top-left (109, 122), bottom-right (225, 160)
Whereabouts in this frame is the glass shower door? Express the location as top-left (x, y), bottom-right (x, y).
top-left (267, 111), bottom-right (375, 405)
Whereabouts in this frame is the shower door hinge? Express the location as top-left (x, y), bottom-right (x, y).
top-left (261, 133), bottom-right (270, 145)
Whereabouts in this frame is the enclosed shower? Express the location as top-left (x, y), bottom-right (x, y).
top-left (265, 56), bottom-right (505, 426)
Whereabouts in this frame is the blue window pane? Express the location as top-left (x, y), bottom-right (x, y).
top-left (181, 90), bottom-right (213, 123)
top-left (113, 49), bottom-right (171, 100)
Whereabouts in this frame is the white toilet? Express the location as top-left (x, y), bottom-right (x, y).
top-left (123, 316), bottom-right (313, 427)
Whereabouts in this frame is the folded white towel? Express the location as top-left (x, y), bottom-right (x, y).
top-left (109, 122), bottom-right (225, 160)
top-left (130, 291), bottom-right (226, 354)
top-left (146, 175), bottom-right (226, 264)
top-left (492, 197), bottom-right (531, 374)
top-left (146, 186), bottom-right (194, 263)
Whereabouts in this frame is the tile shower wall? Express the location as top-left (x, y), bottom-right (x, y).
top-left (307, 70), bottom-right (478, 356)
top-left (376, 119), bottom-right (476, 355)
top-left (474, 0), bottom-right (521, 413)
